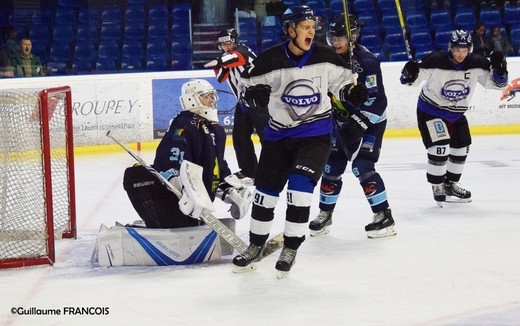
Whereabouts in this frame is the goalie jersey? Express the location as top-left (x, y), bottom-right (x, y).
top-left (409, 51), bottom-right (507, 122)
top-left (244, 41), bottom-right (356, 141)
top-left (153, 111), bottom-right (232, 199)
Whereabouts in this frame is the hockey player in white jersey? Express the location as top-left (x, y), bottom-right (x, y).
top-left (232, 5), bottom-right (369, 277)
top-left (400, 29), bottom-right (508, 206)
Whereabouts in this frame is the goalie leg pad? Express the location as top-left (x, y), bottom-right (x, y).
top-left (123, 165), bottom-right (201, 228)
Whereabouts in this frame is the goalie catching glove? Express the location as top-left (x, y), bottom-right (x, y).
top-left (217, 181), bottom-right (253, 220)
top-left (339, 83), bottom-right (368, 107)
top-left (243, 84), bottom-right (271, 109)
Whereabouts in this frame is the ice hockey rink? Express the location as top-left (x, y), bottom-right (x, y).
top-left (1, 134), bottom-right (520, 326)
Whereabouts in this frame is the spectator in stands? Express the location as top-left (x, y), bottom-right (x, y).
top-left (490, 25), bottom-right (514, 56)
top-left (0, 46), bottom-right (14, 77)
top-left (472, 22), bottom-right (492, 57)
top-left (255, 0), bottom-right (269, 23)
top-left (9, 38), bottom-right (45, 77)
top-left (3, 24), bottom-right (18, 59)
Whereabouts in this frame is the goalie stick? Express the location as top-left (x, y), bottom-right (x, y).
top-left (106, 130), bottom-right (283, 258)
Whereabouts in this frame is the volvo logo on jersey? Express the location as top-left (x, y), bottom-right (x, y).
top-left (441, 79), bottom-right (470, 102)
top-left (282, 79), bottom-right (321, 121)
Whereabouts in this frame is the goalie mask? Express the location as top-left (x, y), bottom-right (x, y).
top-left (326, 14), bottom-right (360, 46)
top-left (179, 79), bottom-right (219, 122)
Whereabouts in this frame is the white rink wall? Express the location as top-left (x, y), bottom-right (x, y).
top-left (1, 57), bottom-right (519, 147)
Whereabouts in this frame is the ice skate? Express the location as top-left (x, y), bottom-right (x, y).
top-left (432, 184), bottom-right (446, 207)
top-left (309, 210), bottom-right (333, 237)
top-left (275, 246), bottom-right (297, 279)
top-left (365, 208), bottom-right (397, 239)
top-left (232, 243), bottom-right (264, 273)
top-left (444, 180), bottom-right (472, 203)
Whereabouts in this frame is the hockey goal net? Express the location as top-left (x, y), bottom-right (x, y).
top-left (0, 86), bottom-right (76, 268)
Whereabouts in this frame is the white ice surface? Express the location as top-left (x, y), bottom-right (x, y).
top-left (1, 134), bottom-right (520, 326)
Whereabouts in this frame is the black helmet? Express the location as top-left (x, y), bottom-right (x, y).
top-left (217, 27), bottom-right (239, 44)
top-left (327, 14), bottom-right (360, 45)
top-left (449, 29), bottom-right (473, 52)
top-left (282, 5), bottom-right (319, 35)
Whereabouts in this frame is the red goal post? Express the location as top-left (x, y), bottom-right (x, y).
top-left (0, 86), bottom-right (76, 268)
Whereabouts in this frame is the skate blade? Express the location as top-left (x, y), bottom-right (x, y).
top-left (367, 225), bottom-right (397, 239)
top-left (436, 201), bottom-right (444, 208)
top-left (276, 270), bottom-right (290, 279)
top-left (232, 263), bottom-right (257, 274)
top-left (309, 225), bottom-right (330, 237)
top-left (445, 196), bottom-right (472, 203)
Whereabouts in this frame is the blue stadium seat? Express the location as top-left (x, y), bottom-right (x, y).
top-left (380, 14), bottom-right (401, 34)
top-left (97, 42), bottom-right (121, 63)
top-left (454, 9), bottom-right (476, 31)
top-left (353, 0), bottom-right (376, 15)
top-left (71, 57), bottom-right (93, 75)
top-left (100, 24), bottom-right (122, 42)
top-left (385, 32), bottom-right (406, 53)
top-left (361, 34), bottom-right (383, 53)
top-left (377, 0), bottom-right (397, 16)
top-left (405, 10), bottom-right (429, 33)
top-left (28, 23), bottom-right (51, 45)
top-left (125, 5), bottom-right (145, 26)
top-left (148, 4), bottom-right (169, 25)
top-left (123, 25), bottom-right (145, 43)
top-left (52, 24), bottom-right (75, 46)
top-left (509, 26), bottom-right (520, 52)
top-left (54, 7), bottom-right (76, 26)
top-left (146, 39), bottom-right (169, 61)
top-left (415, 49), bottom-right (432, 60)
top-left (429, 9), bottom-right (452, 32)
top-left (503, 5), bottom-right (520, 28)
top-left (32, 8), bottom-right (54, 25)
top-left (101, 5), bottom-right (122, 25)
top-left (122, 42), bottom-right (144, 61)
top-left (78, 7), bottom-right (99, 26)
top-left (171, 52), bottom-right (192, 70)
top-left (121, 55), bottom-right (143, 72)
top-left (410, 31), bottom-right (433, 51)
top-left (76, 25), bottom-right (98, 43)
top-left (389, 51), bottom-right (409, 61)
top-left (434, 29), bottom-right (452, 51)
top-left (479, 7), bottom-right (502, 29)
top-left (146, 59), bottom-right (168, 71)
top-left (74, 43), bottom-right (96, 62)
top-left (238, 17), bottom-right (257, 38)
top-left (95, 58), bottom-right (117, 74)
top-left (358, 12), bottom-right (381, 37)
top-left (147, 23), bottom-right (169, 40)
top-left (49, 44), bottom-right (72, 65)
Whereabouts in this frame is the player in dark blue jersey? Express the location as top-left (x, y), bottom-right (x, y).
top-left (400, 29), bottom-right (508, 206)
top-left (308, 14), bottom-right (396, 239)
top-left (232, 6), bottom-right (369, 276)
top-left (124, 79), bottom-right (252, 228)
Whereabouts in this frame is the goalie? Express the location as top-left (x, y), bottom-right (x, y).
top-left (123, 79), bottom-right (253, 228)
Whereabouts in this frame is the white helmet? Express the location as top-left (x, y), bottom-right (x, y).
top-left (179, 79), bottom-right (219, 122)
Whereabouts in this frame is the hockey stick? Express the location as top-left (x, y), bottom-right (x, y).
top-left (106, 130), bottom-right (284, 257)
top-left (342, 0), bottom-right (357, 85)
top-left (394, 0), bottom-right (413, 59)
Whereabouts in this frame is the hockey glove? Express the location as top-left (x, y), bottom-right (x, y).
top-left (489, 51), bottom-right (507, 76)
top-left (338, 114), bottom-right (368, 145)
top-left (400, 60), bottom-right (420, 84)
top-left (169, 176), bottom-right (204, 220)
top-left (244, 84), bottom-right (271, 109)
top-left (339, 83), bottom-right (368, 107)
top-left (218, 182), bottom-right (253, 219)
